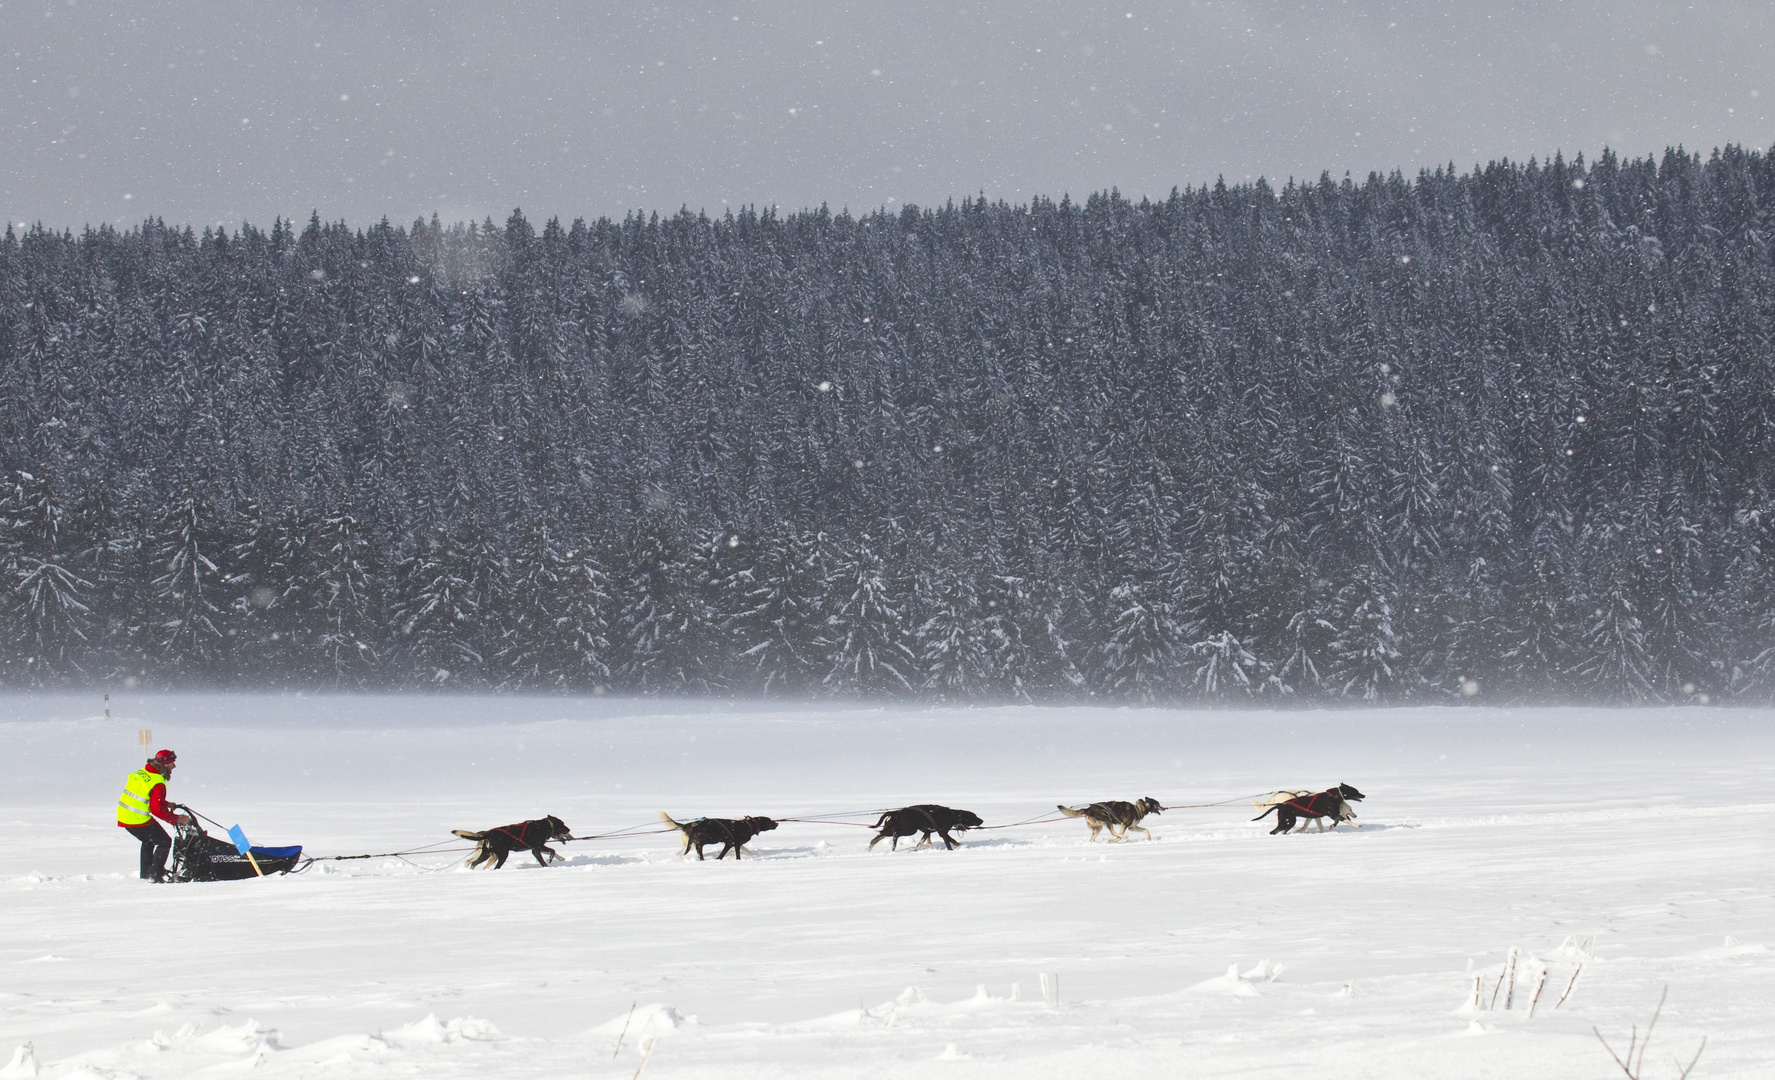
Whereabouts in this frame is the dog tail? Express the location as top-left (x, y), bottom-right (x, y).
top-left (1056, 804), bottom-right (1087, 818)
top-left (658, 811), bottom-right (684, 830)
top-left (451, 829), bottom-right (485, 840)
top-left (1250, 806), bottom-right (1279, 822)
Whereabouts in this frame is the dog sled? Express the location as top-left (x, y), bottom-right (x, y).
top-left (168, 805), bottom-right (304, 882)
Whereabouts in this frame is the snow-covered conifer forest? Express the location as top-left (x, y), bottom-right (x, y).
top-left (2, 147), bottom-right (1773, 701)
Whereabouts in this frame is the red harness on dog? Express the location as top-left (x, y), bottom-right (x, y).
top-left (489, 820), bottom-right (562, 849)
top-left (493, 824), bottom-right (535, 844)
top-left (1281, 790), bottom-right (1342, 816)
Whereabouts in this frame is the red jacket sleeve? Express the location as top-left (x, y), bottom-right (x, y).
top-left (148, 781), bottom-right (179, 824)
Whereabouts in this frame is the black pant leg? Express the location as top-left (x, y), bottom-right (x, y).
top-left (124, 821), bottom-right (172, 880)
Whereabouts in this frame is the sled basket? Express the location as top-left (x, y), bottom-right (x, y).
top-left (170, 821), bottom-right (303, 882)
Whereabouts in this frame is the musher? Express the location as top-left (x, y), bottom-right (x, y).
top-left (117, 749), bottom-right (191, 882)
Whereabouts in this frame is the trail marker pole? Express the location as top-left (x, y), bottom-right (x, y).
top-left (631, 1035), bottom-right (657, 1080)
top-left (1528, 969), bottom-right (1549, 1018)
top-left (612, 1001), bottom-right (636, 1059)
top-left (137, 727), bottom-right (151, 749)
top-left (1562, 959), bottom-right (1590, 1008)
top-left (1503, 947), bottom-right (1520, 1009)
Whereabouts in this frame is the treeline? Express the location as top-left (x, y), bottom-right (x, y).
top-left (2, 144), bottom-right (1774, 702)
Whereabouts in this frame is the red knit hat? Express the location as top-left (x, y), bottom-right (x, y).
top-left (150, 749), bottom-right (177, 766)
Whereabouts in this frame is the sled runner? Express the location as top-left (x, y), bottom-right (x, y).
top-left (168, 808), bottom-right (303, 882)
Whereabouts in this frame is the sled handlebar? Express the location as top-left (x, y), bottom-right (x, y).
top-left (166, 802), bottom-right (217, 830)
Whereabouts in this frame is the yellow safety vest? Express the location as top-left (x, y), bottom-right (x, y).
top-left (117, 768), bottom-right (167, 826)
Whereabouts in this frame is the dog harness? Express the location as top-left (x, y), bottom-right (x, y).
top-left (1282, 790), bottom-right (1338, 816)
top-left (489, 820), bottom-right (559, 847)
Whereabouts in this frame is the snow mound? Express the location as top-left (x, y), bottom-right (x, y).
top-left (0, 1043), bottom-right (38, 1079)
top-left (591, 1003), bottom-right (689, 1040)
top-left (187, 1018), bottom-right (283, 1056)
top-left (385, 1014), bottom-right (504, 1045)
top-left (1189, 960), bottom-right (1283, 997)
top-left (942, 985), bottom-right (1007, 1013)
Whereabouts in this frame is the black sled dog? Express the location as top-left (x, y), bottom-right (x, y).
top-left (1251, 784), bottom-right (1365, 834)
top-left (452, 815), bottom-right (573, 868)
top-left (658, 812), bottom-right (779, 860)
top-left (868, 804), bottom-right (983, 851)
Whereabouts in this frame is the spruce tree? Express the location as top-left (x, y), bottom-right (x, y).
top-left (0, 471), bottom-right (91, 682)
top-left (148, 485), bottom-right (230, 680)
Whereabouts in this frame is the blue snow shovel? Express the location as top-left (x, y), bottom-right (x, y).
top-left (227, 824), bottom-right (265, 877)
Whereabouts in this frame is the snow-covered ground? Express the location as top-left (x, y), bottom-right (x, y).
top-left (4, 694), bottom-right (1771, 1078)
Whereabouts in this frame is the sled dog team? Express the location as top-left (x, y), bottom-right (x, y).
top-left (453, 784), bottom-right (1366, 869)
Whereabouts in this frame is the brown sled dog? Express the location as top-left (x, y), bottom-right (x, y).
top-left (1057, 797), bottom-right (1164, 841)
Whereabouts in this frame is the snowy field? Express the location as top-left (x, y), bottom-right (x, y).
top-left (4, 695), bottom-right (1772, 1079)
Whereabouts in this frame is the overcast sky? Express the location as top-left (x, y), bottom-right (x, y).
top-left (4, 1), bottom-right (1771, 231)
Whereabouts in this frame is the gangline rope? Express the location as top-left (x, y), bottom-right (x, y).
top-left (207, 792), bottom-right (1285, 868)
